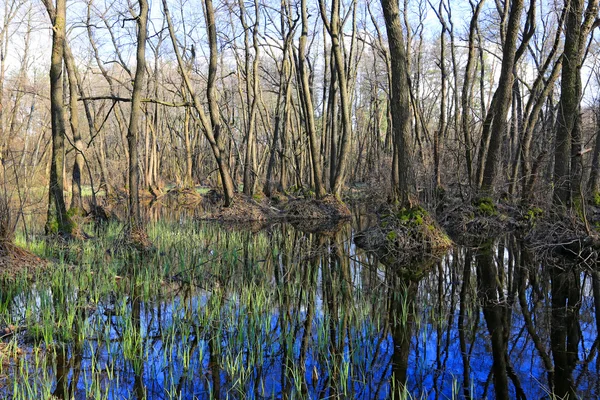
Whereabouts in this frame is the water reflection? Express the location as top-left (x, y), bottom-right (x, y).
top-left (2, 209), bottom-right (600, 399)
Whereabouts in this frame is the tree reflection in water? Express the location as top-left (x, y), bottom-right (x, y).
top-left (3, 213), bottom-right (600, 399)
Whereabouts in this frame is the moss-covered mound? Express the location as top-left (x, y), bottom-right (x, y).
top-left (355, 205), bottom-right (451, 263)
top-left (284, 195), bottom-right (351, 220)
top-left (438, 196), bottom-right (520, 245)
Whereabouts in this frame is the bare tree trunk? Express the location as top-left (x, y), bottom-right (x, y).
top-left (297, 0), bottom-right (326, 199)
top-left (554, 0), bottom-right (598, 207)
top-left (432, 0), bottom-right (447, 189)
top-left (162, 0), bottom-right (236, 206)
top-left (63, 40), bottom-right (84, 213)
top-left (319, 0), bottom-right (353, 197)
top-left (480, 0), bottom-right (525, 192)
top-left (204, 0), bottom-right (236, 204)
top-left (587, 104), bottom-right (600, 195)
top-left (264, 3), bottom-right (294, 197)
top-left (461, 0), bottom-right (485, 186)
top-left (240, 0), bottom-right (260, 196)
top-left (44, 0), bottom-right (72, 235)
top-left (380, 0), bottom-right (413, 205)
top-left (126, 0), bottom-right (148, 226)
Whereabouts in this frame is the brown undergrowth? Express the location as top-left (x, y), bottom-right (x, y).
top-left (0, 340), bottom-right (22, 382)
top-left (525, 209), bottom-right (600, 266)
top-left (202, 193), bottom-right (352, 222)
top-left (212, 194), bottom-right (278, 221)
top-left (164, 187), bottom-right (203, 206)
top-left (284, 195), bottom-right (351, 220)
top-left (114, 225), bottom-right (155, 253)
top-left (0, 195), bottom-right (47, 280)
top-left (0, 241), bottom-right (48, 280)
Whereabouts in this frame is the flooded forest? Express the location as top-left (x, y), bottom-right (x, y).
top-left (2, 0), bottom-right (600, 398)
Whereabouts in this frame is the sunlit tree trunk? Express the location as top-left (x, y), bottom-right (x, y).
top-left (126, 0), bottom-right (148, 226)
top-left (297, 0), bottom-right (326, 199)
top-left (44, 0), bottom-right (72, 235)
top-left (63, 40), bottom-right (84, 213)
top-left (162, 0), bottom-right (236, 206)
top-left (380, 0), bottom-right (413, 205)
top-left (319, 0), bottom-right (353, 197)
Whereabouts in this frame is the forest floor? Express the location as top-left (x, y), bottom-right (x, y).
top-left (0, 241), bottom-right (48, 280)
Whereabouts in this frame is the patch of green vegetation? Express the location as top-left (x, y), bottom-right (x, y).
top-left (396, 206), bottom-right (427, 227)
top-left (196, 187), bottom-right (211, 195)
top-left (303, 189), bottom-right (316, 198)
top-left (593, 192), bottom-right (600, 207)
top-left (473, 197), bottom-right (497, 216)
top-left (45, 211), bottom-right (76, 235)
top-left (386, 231), bottom-right (397, 241)
top-left (45, 216), bottom-right (59, 234)
top-left (524, 206), bottom-right (543, 222)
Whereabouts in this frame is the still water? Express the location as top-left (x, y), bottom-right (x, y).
top-left (1, 206), bottom-right (598, 399)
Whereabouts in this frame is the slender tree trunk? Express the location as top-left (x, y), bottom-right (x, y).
top-left (319, 0), bottom-right (353, 197)
top-left (297, 0), bottom-right (326, 199)
top-left (587, 106), bottom-right (600, 195)
top-left (480, 0), bottom-right (525, 192)
top-left (462, 0), bottom-right (485, 186)
top-left (44, 0), bottom-right (72, 235)
top-left (63, 39), bottom-right (84, 213)
top-left (162, 0), bottom-right (236, 206)
top-left (126, 0), bottom-right (148, 226)
top-left (240, 0), bottom-right (260, 196)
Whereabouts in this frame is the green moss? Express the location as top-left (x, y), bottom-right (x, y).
top-left (396, 206), bottom-right (427, 227)
top-left (386, 231), bottom-right (397, 241)
top-left (524, 207), bottom-right (543, 222)
top-left (45, 216), bottom-right (60, 234)
top-left (593, 192), bottom-right (600, 206)
top-left (45, 213), bottom-right (75, 235)
top-left (473, 197), bottom-right (497, 216)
